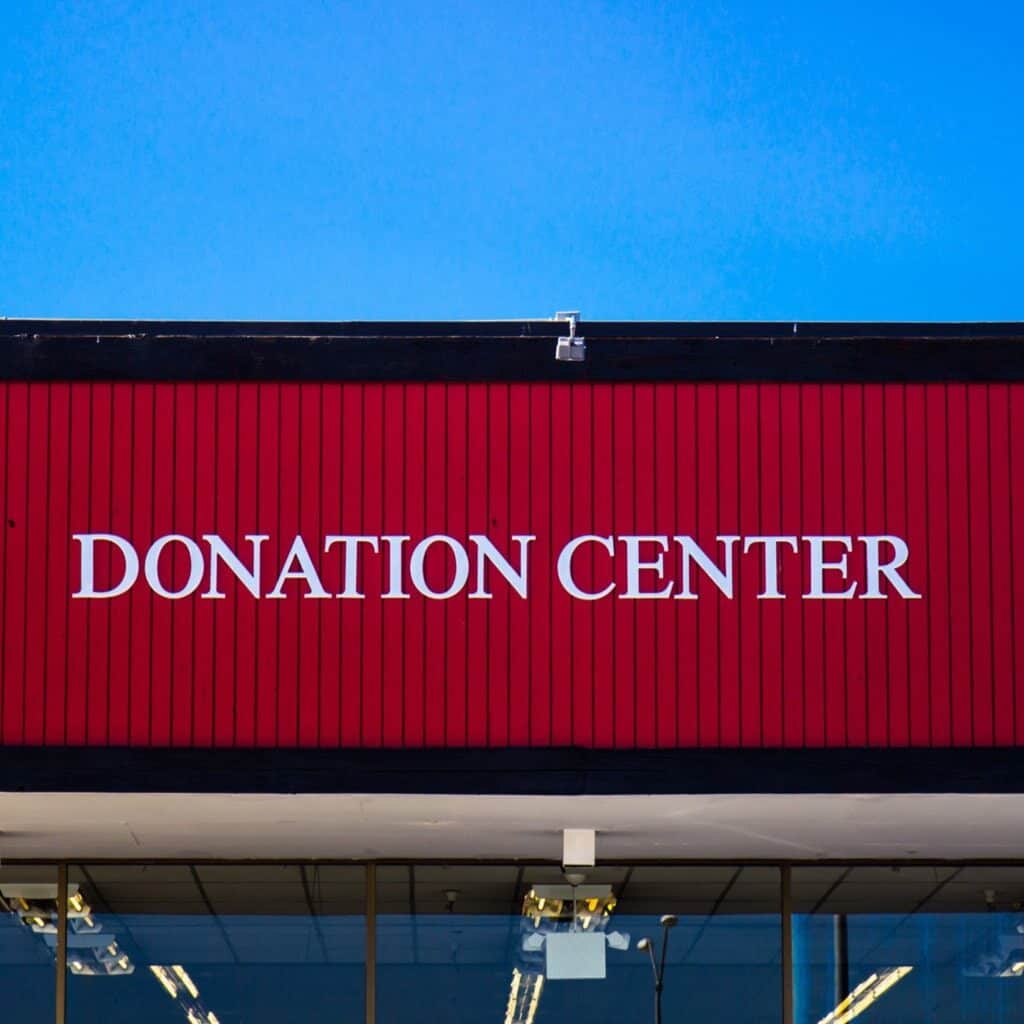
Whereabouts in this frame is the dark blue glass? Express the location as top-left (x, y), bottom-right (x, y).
top-left (0, 865), bottom-right (58, 1023)
top-left (376, 865), bottom-right (780, 1024)
top-left (795, 866), bottom-right (1024, 1024)
top-left (66, 865), bottom-right (365, 1024)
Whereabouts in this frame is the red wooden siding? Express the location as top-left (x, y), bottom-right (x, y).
top-left (0, 381), bottom-right (1020, 749)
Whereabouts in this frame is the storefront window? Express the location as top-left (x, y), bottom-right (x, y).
top-left (376, 864), bottom-right (781, 1023)
top-left (65, 864), bottom-right (365, 1024)
top-left (793, 866), bottom-right (1024, 1024)
top-left (12, 858), bottom-right (1024, 1021)
top-left (0, 864), bottom-right (57, 1022)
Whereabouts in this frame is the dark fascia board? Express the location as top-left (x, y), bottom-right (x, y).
top-left (1, 319), bottom-right (1024, 381)
top-left (1, 746), bottom-right (1024, 795)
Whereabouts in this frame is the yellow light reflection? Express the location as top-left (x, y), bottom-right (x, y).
top-left (149, 965), bottom-right (178, 999)
top-left (817, 966), bottom-right (913, 1024)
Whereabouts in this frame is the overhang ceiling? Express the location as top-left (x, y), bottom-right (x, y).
top-left (1, 792), bottom-right (1023, 862)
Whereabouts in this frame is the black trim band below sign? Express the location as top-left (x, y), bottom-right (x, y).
top-left (0, 746), bottom-right (1022, 794)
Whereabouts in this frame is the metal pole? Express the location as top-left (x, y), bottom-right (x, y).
top-left (365, 863), bottom-right (376, 1024)
top-left (642, 943), bottom-right (660, 1024)
top-left (833, 913), bottom-right (849, 1006)
top-left (56, 864), bottom-right (68, 1024)
top-left (781, 865), bottom-right (793, 1024)
top-left (653, 918), bottom-right (673, 1024)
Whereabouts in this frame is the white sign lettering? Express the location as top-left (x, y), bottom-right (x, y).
top-left (71, 533), bottom-right (922, 601)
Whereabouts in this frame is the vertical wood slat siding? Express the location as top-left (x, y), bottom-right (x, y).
top-left (0, 380), bottom-right (1019, 749)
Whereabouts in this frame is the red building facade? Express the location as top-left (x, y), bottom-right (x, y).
top-left (1, 377), bottom-right (1020, 754)
top-left (1, 321), bottom-right (1023, 788)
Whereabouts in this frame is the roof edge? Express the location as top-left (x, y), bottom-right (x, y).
top-left (2, 318), bottom-right (1024, 341)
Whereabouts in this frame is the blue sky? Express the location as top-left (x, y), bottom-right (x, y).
top-left (2, 1), bottom-right (1022, 321)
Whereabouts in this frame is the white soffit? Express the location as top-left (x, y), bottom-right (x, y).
top-left (0, 792), bottom-right (1023, 861)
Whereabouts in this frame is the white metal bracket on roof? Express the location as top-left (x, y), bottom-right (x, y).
top-left (554, 310), bottom-right (585, 362)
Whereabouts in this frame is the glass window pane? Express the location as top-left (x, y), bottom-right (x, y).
top-left (794, 864), bottom-right (1024, 1024)
top-left (67, 864), bottom-right (365, 1024)
top-left (0, 863), bottom-right (57, 1021)
top-left (377, 864), bottom-right (780, 1023)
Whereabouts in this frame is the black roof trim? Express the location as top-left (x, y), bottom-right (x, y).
top-left (1, 320), bottom-right (1023, 381)
top-left (4, 318), bottom-right (1024, 340)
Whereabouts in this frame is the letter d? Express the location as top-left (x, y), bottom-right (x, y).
top-left (73, 534), bottom-right (139, 598)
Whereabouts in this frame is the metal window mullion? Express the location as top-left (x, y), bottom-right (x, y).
top-left (781, 864), bottom-right (793, 1024)
top-left (56, 863), bottom-right (68, 1024)
top-left (366, 863), bottom-right (376, 1024)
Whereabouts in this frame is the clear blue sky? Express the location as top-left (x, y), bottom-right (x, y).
top-left (2, 1), bottom-right (1022, 321)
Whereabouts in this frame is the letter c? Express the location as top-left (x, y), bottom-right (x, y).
top-left (557, 535), bottom-right (615, 600)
